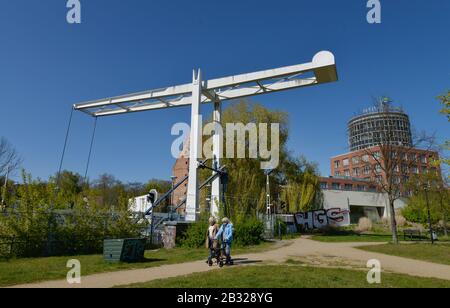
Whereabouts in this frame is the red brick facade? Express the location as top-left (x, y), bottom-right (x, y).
top-left (172, 156), bottom-right (189, 208)
top-left (330, 146), bottom-right (440, 185)
top-left (319, 177), bottom-right (378, 192)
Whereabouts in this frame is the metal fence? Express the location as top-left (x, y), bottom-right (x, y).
top-left (0, 209), bottom-right (149, 259)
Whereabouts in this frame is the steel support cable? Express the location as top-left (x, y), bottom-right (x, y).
top-left (56, 107), bottom-right (75, 189)
top-left (84, 116), bottom-right (98, 182)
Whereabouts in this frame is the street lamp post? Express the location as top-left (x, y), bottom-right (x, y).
top-left (424, 184), bottom-right (434, 244)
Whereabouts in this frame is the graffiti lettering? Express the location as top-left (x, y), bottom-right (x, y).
top-left (295, 208), bottom-right (350, 230)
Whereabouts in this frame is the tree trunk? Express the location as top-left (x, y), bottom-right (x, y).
top-left (443, 213), bottom-right (448, 238)
top-left (442, 202), bottom-right (448, 238)
top-left (389, 199), bottom-right (399, 244)
top-left (443, 209), bottom-right (448, 237)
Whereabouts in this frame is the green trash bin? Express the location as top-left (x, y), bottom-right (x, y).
top-left (103, 238), bottom-right (146, 263)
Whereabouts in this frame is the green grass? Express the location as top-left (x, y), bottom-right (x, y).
top-left (122, 264), bottom-right (450, 288)
top-left (358, 243), bottom-right (450, 266)
top-left (0, 241), bottom-right (277, 287)
top-left (311, 233), bottom-right (393, 243)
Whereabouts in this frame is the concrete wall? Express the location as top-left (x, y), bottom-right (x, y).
top-left (322, 189), bottom-right (407, 219)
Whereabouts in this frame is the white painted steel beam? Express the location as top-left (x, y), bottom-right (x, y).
top-left (185, 70), bottom-right (202, 222)
top-left (211, 100), bottom-right (222, 218)
top-left (73, 51), bottom-right (337, 116)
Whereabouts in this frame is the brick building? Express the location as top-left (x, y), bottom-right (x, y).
top-left (318, 101), bottom-right (440, 223)
top-left (171, 137), bottom-right (190, 209)
top-left (319, 176), bottom-right (378, 193)
top-left (330, 147), bottom-right (440, 185)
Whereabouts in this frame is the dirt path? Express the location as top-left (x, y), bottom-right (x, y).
top-left (10, 237), bottom-right (450, 288)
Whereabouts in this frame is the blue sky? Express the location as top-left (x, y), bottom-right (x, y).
top-left (0, 0), bottom-right (449, 183)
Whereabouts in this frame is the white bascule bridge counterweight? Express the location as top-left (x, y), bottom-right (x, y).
top-left (73, 51), bottom-right (338, 221)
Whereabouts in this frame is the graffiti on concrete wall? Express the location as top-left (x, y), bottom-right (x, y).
top-left (295, 208), bottom-right (350, 230)
top-left (162, 226), bottom-right (177, 249)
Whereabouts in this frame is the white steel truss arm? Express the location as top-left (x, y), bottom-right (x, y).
top-left (73, 51), bottom-right (337, 117)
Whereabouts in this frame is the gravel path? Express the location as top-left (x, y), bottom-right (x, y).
top-left (10, 237), bottom-right (450, 288)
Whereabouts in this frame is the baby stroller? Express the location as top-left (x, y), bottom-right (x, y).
top-left (208, 239), bottom-right (226, 268)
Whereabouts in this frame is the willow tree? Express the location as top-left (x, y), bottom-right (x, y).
top-left (200, 99), bottom-right (320, 219)
top-left (281, 171), bottom-right (320, 213)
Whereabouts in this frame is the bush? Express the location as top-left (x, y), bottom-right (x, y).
top-left (0, 206), bottom-right (144, 258)
top-left (178, 220), bottom-right (208, 248)
top-left (356, 217), bottom-right (373, 233)
top-left (233, 218), bottom-right (264, 247)
top-left (402, 205), bottom-right (441, 225)
top-left (396, 215), bottom-right (407, 228)
top-left (178, 217), bottom-right (265, 248)
top-left (275, 219), bottom-right (288, 236)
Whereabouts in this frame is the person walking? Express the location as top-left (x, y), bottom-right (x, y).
top-left (215, 217), bottom-right (234, 265)
top-left (206, 217), bottom-right (219, 265)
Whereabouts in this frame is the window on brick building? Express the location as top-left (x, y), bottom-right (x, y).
top-left (352, 156), bottom-right (360, 165)
top-left (375, 164), bottom-right (382, 173)
top-left (363, 166), bottom-right (371, 175)
top-left (334, 160), bottom-right (341, 169)
top-left (420, 155), bottom-right (427, 164)
top-left (401, 164), bottom-right (409, 173)
top-left (343, 159), bottom-right (349, 167)
top-left (332, 183), bottom-right (341, 190)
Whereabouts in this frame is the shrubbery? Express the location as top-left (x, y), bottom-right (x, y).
top-left (0, 205), bottom-right (146, 259)
top-left (233, 217), bottom-right (265, 246)
top-left (356, 217), bottom-right (373, 232)
top-left (178, 216), bottom-right (265, 248)
top-left (177, 219), bottom-right (209, 248)
top-left (0, 171), bottom-right (147, 259)
top-left (402, 205), bottom-right (442, 225)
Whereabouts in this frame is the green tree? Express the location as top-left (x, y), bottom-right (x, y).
top-left (438, 91), bottom-right (449, 178)
top-left (438, 90), bottom-right (450, 121)
top-left (404, 172), bottom-right (449, 237)
top-left (281, 171), bottom-right (320, 213)
top-left (199, 100), bottom-right (321, 219)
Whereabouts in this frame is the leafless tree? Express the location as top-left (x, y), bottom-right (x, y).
top-left (360, 98), bottom-right (438, 244)
top-left (0, 137), bottom-right (22, 177)
top-left (0, 137), bottom-right (22, 208)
